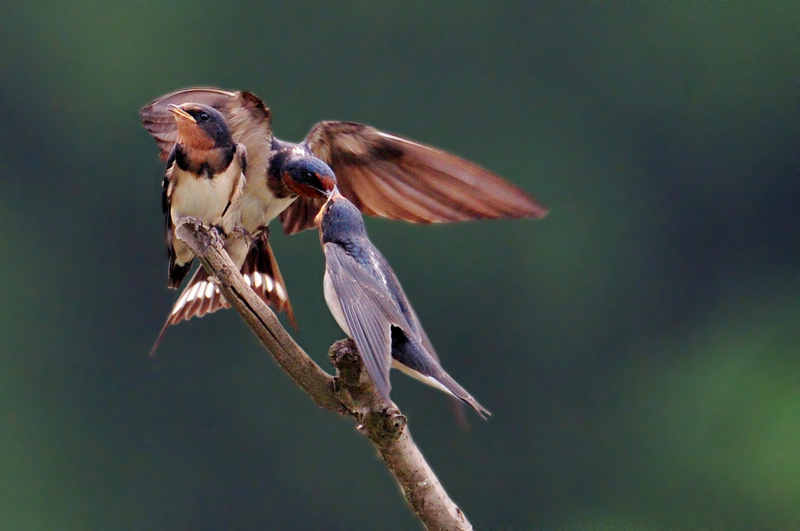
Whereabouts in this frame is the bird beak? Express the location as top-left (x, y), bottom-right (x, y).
top-left (167, 104), bottom-right (196, 123)
top-left (315, 192), bottom-right (337, 227)
top-left (324, 183), bottom-right (338, 198)
top-left (314, 205), bottom-right (326, 228)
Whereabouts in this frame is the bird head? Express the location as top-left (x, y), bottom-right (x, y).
top-left (282, 156), bottom-right (337, 199)
top-left (316, 191), bottom-right (367, 243)
top-left (168, 103), bottom-right (233, 149)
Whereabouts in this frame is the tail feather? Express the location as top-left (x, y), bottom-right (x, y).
top-left (150, 228), bottom-right (295, 356)
top-left (431, 369), bottom-right (491, 420)
top-left (391, 333), bottom-right (491, 419)
top-left (242, 229), bottom-right (296, 329)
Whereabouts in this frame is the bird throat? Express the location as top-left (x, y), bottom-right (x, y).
top-left (174, 142), bottom-right (234, 177)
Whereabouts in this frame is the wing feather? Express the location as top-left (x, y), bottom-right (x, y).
top-left (324, 243), bottom-right (413, 401)
top-left (149, 229), bottom-right (294, 356)
top-left (140, 88), bottom-right (240, 160)
top-left (278, 121), bottom-right (548, 232)
top-left (139, 88), bottom-right (272, 164)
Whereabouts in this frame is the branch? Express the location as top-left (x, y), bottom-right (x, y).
top-left (175, 221), bottom-right (473, 531)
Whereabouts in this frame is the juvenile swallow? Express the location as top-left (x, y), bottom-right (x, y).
top-left (145, 95), bottom-right (339, 352)
top-left (317, 190), bottom-right (490, 418)
top-left (161, 102), bottom-right (246, 289)
top-left (149, 162), bottom-right (335, 355)
top-left (140, 87), bottom-right (547, 330)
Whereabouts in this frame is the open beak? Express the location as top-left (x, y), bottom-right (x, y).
top-left (167, 104), bottom-right (196, 123)
top-left (314, 188), bottom-right (342, 227)
top-left (322, 179), bottom-right (338, 198)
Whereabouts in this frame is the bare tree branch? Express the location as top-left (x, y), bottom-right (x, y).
top-left (175, 220), bottom-right (473, 531)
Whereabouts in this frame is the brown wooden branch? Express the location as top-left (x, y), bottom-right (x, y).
top-left (175, 220), bottom-right (473, 531)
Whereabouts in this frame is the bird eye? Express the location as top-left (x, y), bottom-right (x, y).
top-left (304, 170), bottom-right (316, 182)
top-left (199, 112), bottom-right (210, 122)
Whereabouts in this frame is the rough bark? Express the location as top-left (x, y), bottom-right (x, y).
top-left (175, 220), bottom-right (473, 531)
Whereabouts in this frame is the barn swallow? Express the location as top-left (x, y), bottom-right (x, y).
top-left (149, 160), bottom-right (335, 355)
top-left (317, 190), bottom-right (490, 418)
top-left (140, 87), bottom-right (547, 331)
top-left (161, 102), bottom-right (246, 289)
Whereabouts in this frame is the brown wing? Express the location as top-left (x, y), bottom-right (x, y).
top-left (279, 196), bottom-right (326, 235)
top-left (244, 228), bottom-right (296, 330)
top-left (139, 88), bottom-right (272, 162)
top-left (280, 121), bottom-right (549, 234)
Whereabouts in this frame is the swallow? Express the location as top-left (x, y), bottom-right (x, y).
top-left (140, 87), bottom-right (547, 330)
top-left (317, 190), bottom-right (490, 418)
top-left (148, 160), bottom-right (335, 355)
top-left (161, 102), bottom-right (246, 289)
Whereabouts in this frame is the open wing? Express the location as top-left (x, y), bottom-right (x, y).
top-left (280, 121), bottom-right (549, 233)
top-left (140, 88), bottom-right (272, 163)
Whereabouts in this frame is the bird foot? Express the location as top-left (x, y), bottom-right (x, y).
top-left (175, 217), bottom-right (224, 250)
top-left (328, 338), bottom-right (405, 445)
top-left (175, 215), bottom-right (206, 231)
top-left (230, 225), bottom-right (256, 246)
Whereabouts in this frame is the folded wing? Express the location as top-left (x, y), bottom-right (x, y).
top-left (324, 243), bottom-right (415, 402)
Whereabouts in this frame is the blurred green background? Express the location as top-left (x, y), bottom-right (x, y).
top-left (2, 3), bottom-right (797, 529)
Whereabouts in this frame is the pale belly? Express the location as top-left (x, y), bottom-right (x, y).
top-left (239, 175), bottom-right (297, 233)
top-left (236, 192), bottom-right (296, 234)
top-left (323, 270), bottom-right (350, 336)
top-left (221, 231), bottom-right (250, 269)
top-left (171, 166), bottom-right (239, 227)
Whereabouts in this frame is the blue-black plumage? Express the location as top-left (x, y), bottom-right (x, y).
top-left (318, 192), bottom-right (490, 418)
top-left (142, 87), bottom-right (546, 354)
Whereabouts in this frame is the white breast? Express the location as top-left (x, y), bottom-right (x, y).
top-left (323, 270), bottom-right (350, 337)
top-left (239, 172), bottom-right (297, 233)
top-left (171, 163), bottom-right (241, 226)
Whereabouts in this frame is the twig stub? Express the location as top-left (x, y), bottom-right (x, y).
top-left (173, 221), bottom-right (474, 531)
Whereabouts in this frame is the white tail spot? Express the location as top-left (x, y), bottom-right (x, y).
top-left (172, 290), bottom-right (190, 315)
top-left (265, 275), bottom-right (274, 293)
top-left (187, 282), bottom-right (202, 301)
top-left (253, 273), bottom-right (262, 289)
top-left (243, 274), bottom-right (252, 286)
top-left (275, 282), bottom-right (286, 301)
top-left (204, 282), bottom-right (215, 299)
